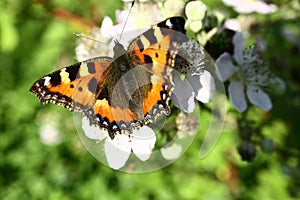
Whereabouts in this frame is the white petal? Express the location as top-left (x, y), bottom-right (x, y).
top-left (116, 10), bottom-right (128, 24)
top-left (188, 71), bottom-right (215, 103)
top-left (171, 72), bottom-right (195, 113)
top-left (115, 10), bottom-right (137, 35)
top-left (235, 1), bottom-right (277, 14)
top-left (229, 81), bottom-right (247, 112)
top-left (81, 116), bottom-right (108, 141)
top-left (215, 53), bottom-right (238, 81)
top-left (255, 2), bottom-right (277, 14)
top-left (161, 143), bottom-right (182, 160)
top-left (224, 18), bottom-right (241, 31)
top-left (246, 85), bottom-right (272, 111)
top-left (131, 126), bottom-right (156, 161)
top-left (100, 16), bottom-right (114, 38)
top-left (222, 0), bottom-right (239, 7)
top-left (222, 0), bottom-right (277, 14)
top-left (104, 134), bottom-right (131, 170)
top-left (233, 32), bottom-right (244, 63)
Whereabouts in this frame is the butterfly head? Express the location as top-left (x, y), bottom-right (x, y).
top-left (113, 40), bottom-right (127, 58)
top-left (113, 40), bottom-right (129, 73)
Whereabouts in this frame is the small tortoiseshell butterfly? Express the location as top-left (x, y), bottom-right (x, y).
top-left (30, 17), bottom-right (186, 139)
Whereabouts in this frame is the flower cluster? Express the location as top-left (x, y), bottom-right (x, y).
top-left (74, 0), bottom-right (285, 170)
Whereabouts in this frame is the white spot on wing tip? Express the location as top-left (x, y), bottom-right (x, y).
top-left (43, 76), bottom-right (51, 86)
top-left (165, 19), bottom-right (173, 28)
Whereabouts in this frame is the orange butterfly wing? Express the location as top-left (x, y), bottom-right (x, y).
top-left (30, 57), bottom-right (112, 112)
top-left (128, 17), bottom-right (186, 120)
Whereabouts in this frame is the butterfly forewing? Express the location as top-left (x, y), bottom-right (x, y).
top-left (30, 57), bottom-right (112, 111)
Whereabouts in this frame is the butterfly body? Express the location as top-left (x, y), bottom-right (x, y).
top-left (30, 17), bottom-right (186, 139)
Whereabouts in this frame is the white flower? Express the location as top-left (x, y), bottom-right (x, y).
top-left (222, 0), bottom-right (278, 14)
top-left (172, 39), bottom-right (215, 113)
top-left (216, 32), bottom-right (281, 112)
top-left (76, 10), bottom-right (137, 61)
top-left (82, 117), bottom-right (156, 170)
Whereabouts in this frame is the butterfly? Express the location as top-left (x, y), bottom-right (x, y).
top-left (30, 16), bottom-right (187, 139)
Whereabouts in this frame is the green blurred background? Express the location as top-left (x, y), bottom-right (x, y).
top-left (0, 0), bottom-right (300, 199)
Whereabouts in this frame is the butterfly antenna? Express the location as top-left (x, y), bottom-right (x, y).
top-left (119, 0), bottom-right (135, 41)
top-left (73, 32), bottom-right (102, 43)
